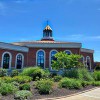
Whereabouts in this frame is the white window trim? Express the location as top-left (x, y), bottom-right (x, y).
top-left (36, 49), bottom-right (46, 69)
top-left (49, 49), bottom-right (58, 70)
top-left (64, 50), bottom-right (72, 55)
top-left (86, 56), bottom-right (91, 70)
top-left (81, 56), bottom-right (85, 65)
top-left (1, 52), bottom-right (12, 69)
top-left (15, 53), bottom-right (24, 69)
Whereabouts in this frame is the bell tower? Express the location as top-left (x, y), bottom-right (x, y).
top-left (41, 21), bottom-right (54, 41)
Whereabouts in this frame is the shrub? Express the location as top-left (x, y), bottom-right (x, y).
top-left (43, 69), bottom-right (50, 78)
top-left (12, 76), bottom-right (32, 83)
top-left (63, 68), bottom-right (94, 81)
top-left (50, 72), bottom-right (57, 78)
top-left (35, 79), bottom-right (53, 94)
top-left (19, 83), bottom-right (30, 90)
top-left (93, 71), bottom-right (100, 81)
top-left (20, 67), bottom-right (45, 80)
top-left (0, 82), bottom-right (18, 95)
top-left (59, 78), bottom-right (82, 89)
top-left (92, 81), bottom-right (100, 86)
top-left (1, 76), bottom-right (13, 83)
top-left (0, 68), bottom-right (7, 77)
top-left (81, 81), bottom-right (92, 87)
top-left (53, 75), bottom-right (62, 82)
top-left (95, 65), bottom-right (100, 70)
top-left (11, 70), bottom-right (19, 77)
top-left (14, 90), bottom-right (32, 100)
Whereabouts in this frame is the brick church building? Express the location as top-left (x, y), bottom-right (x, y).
top-left (0, 25), bottom-right (94, 70)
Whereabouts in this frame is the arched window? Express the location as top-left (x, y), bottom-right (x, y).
top-left (80, 56), bottom-right (85, 65)
top-left (1, 52), bottom-right (12, 69)
top-left (36, 50), bottom-right (45, 68)
top-left (16, 53), bottom-right (24, 69)
top-left (50, 50), bottom-right (58, 69)
top-left (65, 50), bottom-right (72, 55)
top-left (86, 56), bottom-right (91, 70)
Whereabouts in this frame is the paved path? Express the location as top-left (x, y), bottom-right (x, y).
top-left (56, 87), bottom-right (100, 100)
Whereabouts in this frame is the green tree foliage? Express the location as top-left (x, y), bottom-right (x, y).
top-left (52, 52), bottom-right (82, 70)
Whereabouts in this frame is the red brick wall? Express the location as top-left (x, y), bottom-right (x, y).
top-left (0, 48), bottom-right (94, 69)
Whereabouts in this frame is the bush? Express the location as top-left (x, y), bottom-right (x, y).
top-left (11, 70), bottom-right (19, 77)
top-left (63, 68), bottom-right (94, 81)
top-left (93, 71), bottom-right (100, 81)
top-left (81, 81), bottom-right (92, 87)
top-left (20, 67), bottom-right (45, 80)
top-left (12, 76), bottom-right (32, 83)
top-left (1, 76), bottom-right (13, 83)
top-left (0, 68), bottom-right (7, 77)
top-left (95, 65), bottom-right (100, 70)
top-left (59, 78), bottom-right (82, 89)
top-left (14, 90), bottom-right (32, 100)
top-left (19, 83), bottom-right (30, 90)
top-left (50, 72), bottom-right (57, 78)
top-left (43, 69), bottom-right (50, 78)
top-left (92, 81), bottom-right (100, 86)
top-left (35, 79), bottom-right (53, 94)
top-left (0, 82), bottom-right (18, 95)
top-left (53, 75), bottom-right (62, 82)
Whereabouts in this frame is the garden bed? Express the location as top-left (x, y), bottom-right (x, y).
top-left (1, 82), bottom-right (97, 100)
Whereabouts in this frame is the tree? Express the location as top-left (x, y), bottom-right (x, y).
top-left (52, 52), bottom-right (82, 70)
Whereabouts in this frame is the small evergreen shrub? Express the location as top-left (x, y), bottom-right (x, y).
top-left (93, 71), bottom-right (100, 81)
top-left (0, 68), bottom-right (7, 77)
top-left (14, 90), bottom-right (32, 100)
top-left (92, 81), bottom-right (100, 86)
top-left (53, 75), bottom-right (62, 82)
top-left (59, 78), bottom-right (82, 89)
top-left (20, 67), bottom-right (45, 80)
top-left (19, 83), bottom-right (30, 90)
top-left (12, 76), bottom-right (32, 83)
top-left (35, 79), bottom-right (53, 94)
top-left (0, 82), bottom-right (18, 95)
top-left (11, 70), bottom-right (19, 77)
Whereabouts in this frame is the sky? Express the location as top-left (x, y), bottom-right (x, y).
top-left (0, 0), bottom-right (100, 61)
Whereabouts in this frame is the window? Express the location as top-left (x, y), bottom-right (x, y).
top-left (36, 50), bottom-right (45, 68)
top-left (65, 50), bottom-right (72, 55)
top-left (80, 56), bottom-right (85, 65)
top-left (86, 56), bottom-right (91, 70)
top-left (2, 52), bottom-right (12, 69)
top-left (16, 53), bottom-right (24, 69)
top-left (50, 50), bottom-right (58, 69)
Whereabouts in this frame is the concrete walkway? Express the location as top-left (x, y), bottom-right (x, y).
top-left (56, 87), bottom-right (100, 100)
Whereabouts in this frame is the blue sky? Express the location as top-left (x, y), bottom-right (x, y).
top-left (0, 0), bottom-right (100, 61)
